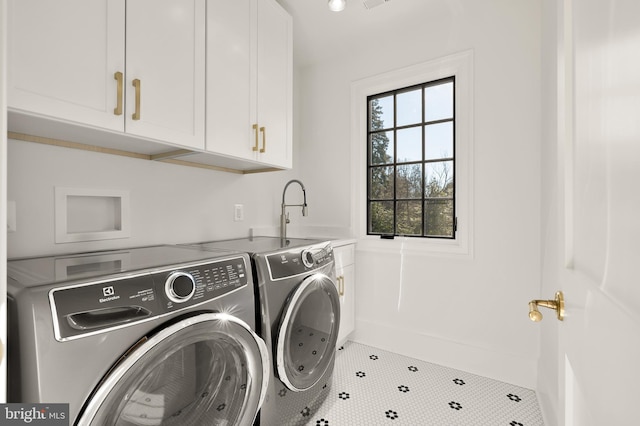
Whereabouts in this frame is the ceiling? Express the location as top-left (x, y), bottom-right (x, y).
top-left (276, 0), bottom-right (446, 67)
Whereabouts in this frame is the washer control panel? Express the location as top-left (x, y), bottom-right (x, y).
top-left (267, 244), bottom-right (334, 280)
top-left (158, 257), bottom-right (248, 309)
top-left (50, 256), bottom-right (249, 341)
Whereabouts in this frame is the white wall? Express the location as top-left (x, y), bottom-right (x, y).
top-left (7, 140), bottom-right (293, 257)
top-left (297, 0), bottom-right (542, 388)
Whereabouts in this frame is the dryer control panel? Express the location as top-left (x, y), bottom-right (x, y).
top-left (50, 256), bottom-right (249, 341)
top-left (266, 244), bottom-right (334, 281)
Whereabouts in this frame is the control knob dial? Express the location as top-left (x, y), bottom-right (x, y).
top-left (302, 249), bottom-right (315, 268)
top-left (165, 271), bottom-right (196, 303)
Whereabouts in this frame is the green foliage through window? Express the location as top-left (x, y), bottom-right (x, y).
top-left (367, 77), bottom-right (455, 238)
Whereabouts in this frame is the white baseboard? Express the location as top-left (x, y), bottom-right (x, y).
top-left (536, 368), bottom-right (558, 426)
top-left (351, 318), bottom-right (538, 390)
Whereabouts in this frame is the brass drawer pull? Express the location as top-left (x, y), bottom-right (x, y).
top-left (113, 71), bottom-right (123, 116)
top-left (260, 126), bottom-right (266, 153)
top-left (337, 276), bottom-right (345, 296)
top-left (132, 79), bottom-right (141, 120)
top-left (252, 124), bottom-right (259, 151)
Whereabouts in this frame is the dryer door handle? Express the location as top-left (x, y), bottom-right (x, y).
top-left (67, 306), bottom-right (151, 331)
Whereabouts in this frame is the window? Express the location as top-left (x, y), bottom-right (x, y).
top-left (351, 50), bottom-right (472, 255)
top-left (367, 77), bottom-right (455, 238)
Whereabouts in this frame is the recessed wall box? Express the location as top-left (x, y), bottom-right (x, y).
top-left (55, 187), bottom-right (130, 243)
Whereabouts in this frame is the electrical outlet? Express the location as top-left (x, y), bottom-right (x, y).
top-left (234, 204), bottom-right (244, 222)
top-left (7, 201), bottom-right (16, 233)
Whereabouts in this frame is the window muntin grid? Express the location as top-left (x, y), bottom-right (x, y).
top-left (367, 77), bottom-right (455, 238)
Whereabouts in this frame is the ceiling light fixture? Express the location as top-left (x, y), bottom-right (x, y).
top-left (328, 0), bottom-right (346, 12)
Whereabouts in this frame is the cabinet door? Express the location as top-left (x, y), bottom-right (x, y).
top-left (206, 0), bottom-right (256, 160)
top-left (7, 0), bottom-right (125, 131)
top-left (256, 0), bottom-right (292, 168)
top-left (337, 264), bottom-right (356, 346)
top-left (334, 245), bottom-right (356, 346)
top-left (125, 0), bottom-right (205, 150)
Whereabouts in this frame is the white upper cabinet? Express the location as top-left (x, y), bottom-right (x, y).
top-left (7, 0), bottom-right (205, 150)
top-left (206, 0), bottom-right (253, 160)
top-left (206, 0), bottom-right (292, 168)
top-left (7, 0), bottom-right (289, 171)
top-left (7, 0), bottom-right (125, 132)
top-left (125, 0), bottom-right (205, 149)
top-left (256, 0), bottom-right (292, 168)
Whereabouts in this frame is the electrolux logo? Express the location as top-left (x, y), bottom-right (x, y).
top-left (99, 285), bottom-right (120, 303)
top-left (0, 404), bottom-right (68, 425)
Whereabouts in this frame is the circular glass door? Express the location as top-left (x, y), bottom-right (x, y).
top-left (77, 313), bottom-right (268, 426)
top-left (276, 273), bottom-right (340, 392)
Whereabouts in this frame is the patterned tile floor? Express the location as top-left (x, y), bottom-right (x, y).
top-left (306, 341), bottom-right (544, 426)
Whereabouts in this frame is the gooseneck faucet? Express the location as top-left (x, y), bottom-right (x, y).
top-left (281, 179), bottom-right (308, 240)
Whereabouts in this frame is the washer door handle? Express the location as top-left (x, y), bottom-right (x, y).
top-left (67, 306), bottom-right (151, 331)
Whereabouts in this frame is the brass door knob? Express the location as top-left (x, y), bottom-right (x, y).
top-left (528, 291), bottom-right (564, 321)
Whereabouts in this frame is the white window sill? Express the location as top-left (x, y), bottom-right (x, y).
top-left (356, 235), bottom-right (472, 258)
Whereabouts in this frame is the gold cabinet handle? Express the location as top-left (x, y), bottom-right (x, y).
top-left (259, 126), bottom-right (266, 153)
top-left (528, 291), bottom-right (564, 321)
top-left (252, 124), bottom-right (259, 151)
top-left (132, 79), bottom-right (141, 120)
top-left (113, 71), bottom-right (123, 116)
top-left (337, 276), bottom-right (345, 296)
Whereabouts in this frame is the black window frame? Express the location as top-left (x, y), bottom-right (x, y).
top-left (366, 76), bottom-right (456, 239)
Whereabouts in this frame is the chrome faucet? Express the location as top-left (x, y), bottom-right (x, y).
top-left (281, 179), bottom-right (308, 240)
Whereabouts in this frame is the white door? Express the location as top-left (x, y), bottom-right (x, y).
top-left (125, 0), bottom-right (205, 150)
top-left (556, 0), bottom-right (640, 424)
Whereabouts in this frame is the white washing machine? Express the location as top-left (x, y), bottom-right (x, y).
top-left (7, 245), bottom-right (269, 425)
top-left (185, 237), bottom-right (341, 426)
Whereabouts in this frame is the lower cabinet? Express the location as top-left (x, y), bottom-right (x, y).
top-left (334, 243), bottom-right (355, 346)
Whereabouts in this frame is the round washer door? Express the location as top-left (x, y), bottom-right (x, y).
top-left (77, 312), bottom-right (269, 426)
top-left (276, 273), bottom-right (340, 392)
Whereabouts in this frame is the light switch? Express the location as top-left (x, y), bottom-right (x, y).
top-left (234, 204), bottom-right (244, 222)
